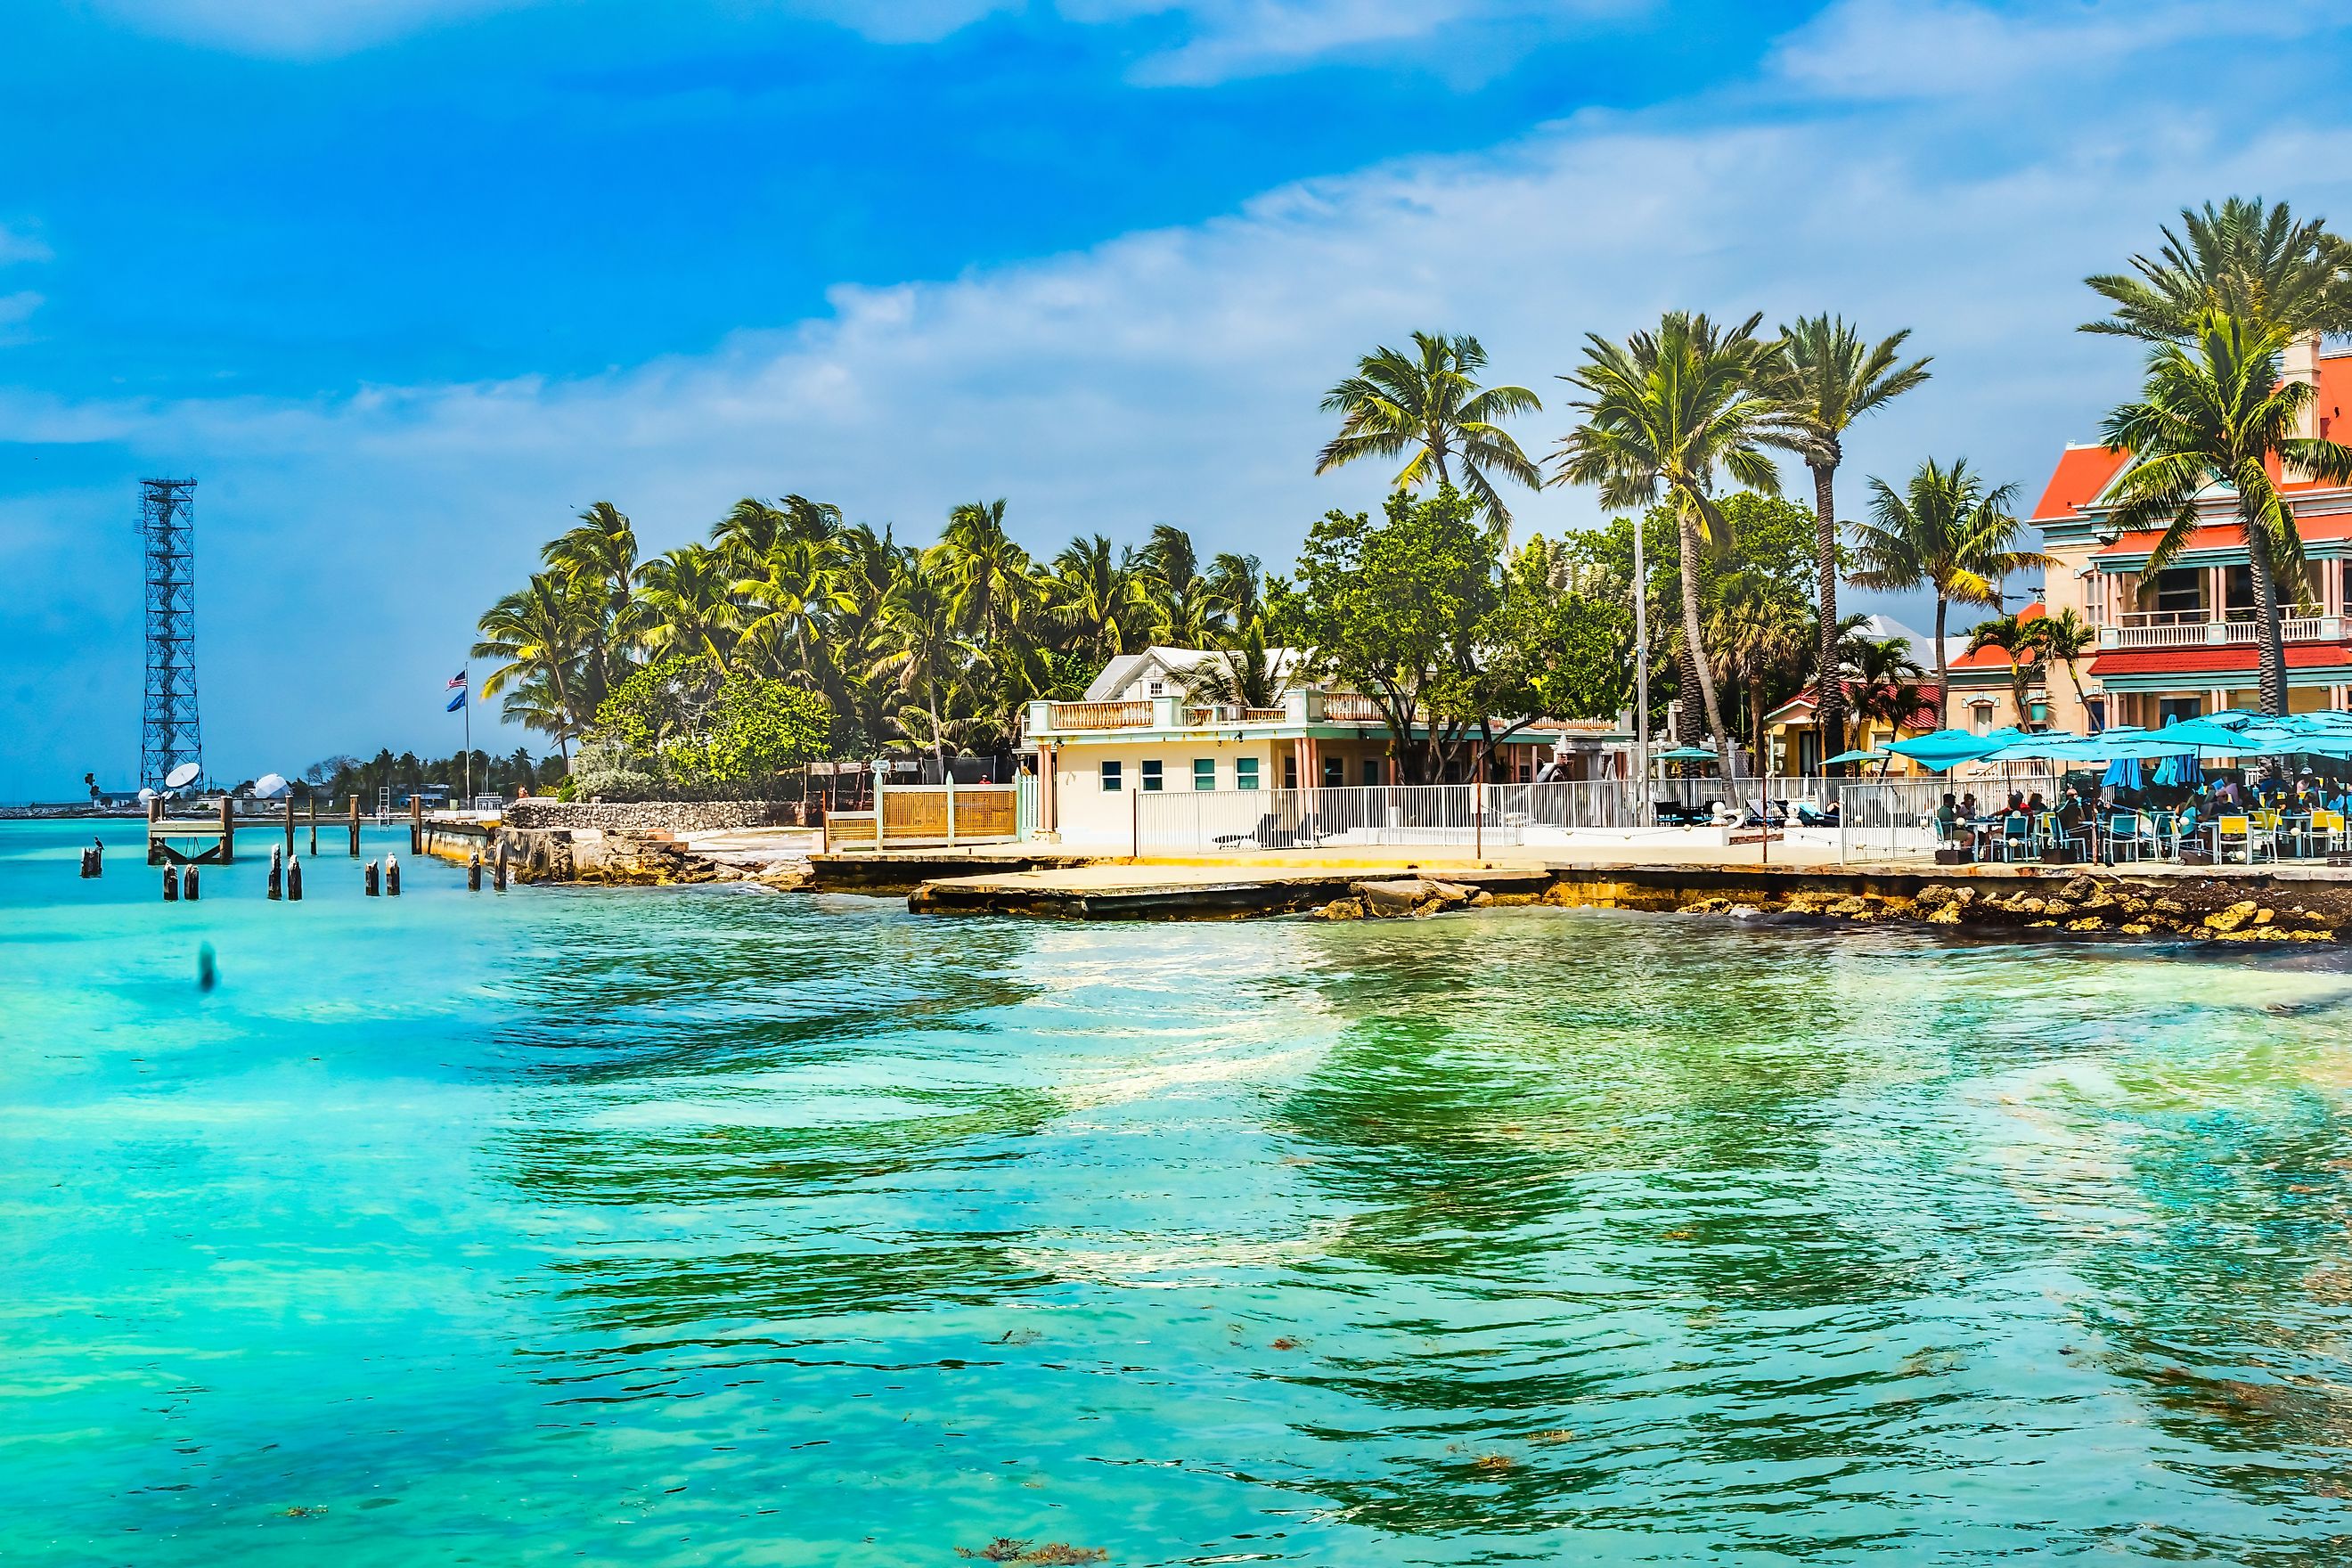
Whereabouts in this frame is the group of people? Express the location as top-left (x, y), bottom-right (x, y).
top-left (1931, 768), bottom-right (2352, 860)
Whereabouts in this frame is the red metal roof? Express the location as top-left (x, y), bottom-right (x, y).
top-left (2091, 516), bottom-right (2352, 562)
top-left (2029, 446), bottom-right (2129, 524)
top-left (2088, 644), bottom-right (2352, 676)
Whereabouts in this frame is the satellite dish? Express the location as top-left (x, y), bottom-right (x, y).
top-left (165, 763), bottom-right (202, 790)
top-left (254, 772), bottom-right (290, 798)
top-left (136, 787), bottom-right (157, 802)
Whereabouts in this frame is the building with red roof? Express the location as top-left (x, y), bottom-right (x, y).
top-left (2003, 332), bottom-right (2352, 733)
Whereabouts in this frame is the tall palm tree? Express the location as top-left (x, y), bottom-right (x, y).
top-left (473, 571), bottom-right (596, 758)
top-left (1178, 616), bottom-right (1290, 712)
top-left (2103, 312), bottom-right (2352, 715)
top-left (733, 538), bottom-right (854, 682)
top-left (2035, 607), bottom-right (2098, 722)
top-left (1837, 634), bottom-right (1931, 748)
top-left (1847, 456), bottom-right (2054, 727)
top-left (1705, 576), bottom-right (1813, 774)
top-left (2083, 198), bottom-right (2352, 342)
top-left (1205, 551), bottom-right (1264, 625)
top-left (870, 554), bottom-right (973, 764)
top-left (712, 494), bottom-right (843, 567)
top-left (1774, 315), bottom-right (1932, 763)
top-left (1553, 311), bottom-right (1801, 769)
top-left (1136, 524), bottom-right (1223, 646)
top-left (634, 543), bottom-right (739, 666)
top-left (937, 499), bottom-right (1039, 643)
top-left (1317, 331), bottom-right (1543, 539)
top-left (541, 500), bottom-right (641, 712)
top-left (1964, 611), bottom-right (2038, 729)
top-left (1049, 534), bottom-right (1150, 664)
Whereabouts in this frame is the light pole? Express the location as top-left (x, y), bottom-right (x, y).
top-left (1633, 516), bottom-right (1650, 825)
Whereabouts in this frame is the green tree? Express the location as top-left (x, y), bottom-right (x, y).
top-left (541, 501), bottom-right (642, 713)
top-left (1274, 486), bottom-right (1499, 782)
top-left (1553, 311), bottom-right (1798, 769)
top-left (733, 538), bottom-right (854, 682)
top-left (1048, 534), bottom-right (1151, 664)
top-left (473, 570), bottom-right (597, 759)
top-left (1317, 331), bottom-right (1543, 540)
top-left (1847, 456), bottom-right (2053, 728)
top-left (1706, 576), bottom-right (1813, 775)
top-left (1963, 611), bottom-right (2038, 728)
top-left (870, 554), bottom-right (976, 764)
top-left (1773, 315), bottom-right (1931, 764)
top-left (2102, 313), bottom-right (2352, 715)
top-left (635, 543), bottom-right (740, 666)
top-left (2036, 607), bottom-right (2098, 719)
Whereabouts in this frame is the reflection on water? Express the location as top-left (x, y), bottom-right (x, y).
top-left (5, 815), bottom-right (2352, 1564)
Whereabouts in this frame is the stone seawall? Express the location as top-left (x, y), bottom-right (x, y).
top-left (506, 799), bottom-right (804, 833)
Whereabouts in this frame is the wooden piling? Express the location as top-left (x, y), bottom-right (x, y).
top-left (347, 795), bottom-right (361, 858)
top-left (285, 798), bottom-right (297, 862)
top-left (410, 794), bottom-right (424, 856)
top-left (147, 795), bottom-right (165, 866)
top-left (308, 794), bottom-right (319, 856)
top-left (218, 794), bottom-right (235, 866)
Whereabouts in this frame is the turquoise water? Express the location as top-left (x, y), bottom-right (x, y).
top-left (5, 820), bottom-right (2352, 1565)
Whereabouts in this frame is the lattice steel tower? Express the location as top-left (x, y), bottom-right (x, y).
top-left (137, 478), bottom-right (202, 791)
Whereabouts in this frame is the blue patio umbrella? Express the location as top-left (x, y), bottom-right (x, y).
top-left (1886, 727), bottom-right (2023, 772)
top-left (2099, 755), bottom-right (2137, 789)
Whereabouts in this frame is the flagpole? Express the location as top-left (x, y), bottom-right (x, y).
top-left (464, 681), bottom-right (471, 805)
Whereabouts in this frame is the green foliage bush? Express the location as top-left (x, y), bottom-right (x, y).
top-left (575, 653), bottom-right (830, 800)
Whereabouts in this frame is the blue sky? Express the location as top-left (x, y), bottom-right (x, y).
top-left (4, 0), bottom-right (2351, 795)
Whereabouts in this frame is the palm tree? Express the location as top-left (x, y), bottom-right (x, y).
top-left (1178, 617), bottom-right (1290, 712)
top-left (541, 501), bottom-right (641, 712)
top-left (1847, 456), bottom-right (2054, 727)
top-left (1964, 611), bottom-right (2038, 729)
top-left (473, 571), bottom-right (596, 758)
top-left (1837, 634), bottom-right (1931, 749)
top-left (2036, 607), bottom-right (2098, 721)
top-left (1049, 535), bottom-right (1150, 664)
top-left (712, 494), bottom-right (842, 567)
top-left (1553, 311), bottom-right (1801, 770)
top-left (1205, 551), bottom-right (1264, 625)
top-left (634, 543), bottom-right (739, 666)
top-left (1773, 316), bottom-right (1932, 764)
top-left (1136, 524), bottom-right (1223, 646)
top-left (2102, 312), bottom-right (2352, 715)
top-left (2083, 198), bottom-right (2352, 342)
top-left (1317, 331), bottom-right (1543, 539)
top-left (1705, 576), bottom-right (1813, 774)
top-left (870, 554), bottom-right (974, 764)
top-left (733, 538), bottom-right (854, 682)
top-left (938, 498), bottom-right (1041, 643)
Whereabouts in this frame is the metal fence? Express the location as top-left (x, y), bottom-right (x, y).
top-left (1837, 771), bottom-right (2062, 862)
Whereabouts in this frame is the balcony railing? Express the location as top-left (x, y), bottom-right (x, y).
top-left (2098, 610), bottom-right (2341, 649)
top-left (1045, 700), bottom-right (1153, 730)
top-left (1320, 695), bottom-right (1386, 723)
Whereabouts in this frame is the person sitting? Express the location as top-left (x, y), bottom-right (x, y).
top-left (2024, 790), bottom-right (2049, 815)
top-left (1958, 791), bottom-right (1980, 820)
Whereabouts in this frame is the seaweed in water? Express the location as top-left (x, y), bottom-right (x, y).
top-left (954, 1539), bottom-right (1108, 1564)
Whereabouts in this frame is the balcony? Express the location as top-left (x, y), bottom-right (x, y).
top-left (2097, 610), bottom-right (2342, 649)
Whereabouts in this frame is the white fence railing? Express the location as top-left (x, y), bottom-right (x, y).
top-left (1837, 771), bottom-right (2063, 862)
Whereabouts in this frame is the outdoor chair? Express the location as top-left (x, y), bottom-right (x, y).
top-left (2042, 812), bottom-right (2091, 863)
top-left (2147, 810), bottom-right (2179, 859)
top-left (1996, 812), bottom-right (2038, 862)
top-left (2104, 811), bottom-right (2152, 863)
top-left (2213, 813), bottom-right (2275, 865)
top-left (1213, 813), bottom-right (1279, 850)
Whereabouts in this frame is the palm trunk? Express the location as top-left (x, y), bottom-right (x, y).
top-left (2008, 659), bottom-right (2029, 728)
top-left (2249, 542), bottom-right (2287, 717)
top-left (1677, 506), bottom-right (1732, 763)
top-left (1933, 595), bottom-right (1950, 730)
top-left (1809, 460), bottom-right (1845, 771)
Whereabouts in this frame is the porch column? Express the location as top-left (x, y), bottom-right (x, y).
top-left (1039, 745), bottom-right (1058, 832)
top-left (2207, 566), bottom-right (2225, 617)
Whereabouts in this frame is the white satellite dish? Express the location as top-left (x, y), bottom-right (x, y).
top-left (165, 763), bottom-right (202, 790)
top-left (136, 787), bottom-right (157, 803)
top-left (254, 772), bottom-right (290, 798)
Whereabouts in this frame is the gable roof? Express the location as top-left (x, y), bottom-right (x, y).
top-left (1081, 645), bottom-right (1307, 702)
top-left (1946, 601), bottom-right (2046, 669)
top-left (2029, 445), bottom-right (2131, 525)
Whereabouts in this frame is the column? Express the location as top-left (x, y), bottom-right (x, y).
top-left (1039, 745), bottom-right (1058, 833)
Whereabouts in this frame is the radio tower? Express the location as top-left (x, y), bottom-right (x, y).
top-left (137, 478), bottom-right (202, 791)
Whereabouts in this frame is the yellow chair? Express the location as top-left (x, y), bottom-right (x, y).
top-left (2216, 813), bottom-right (2275, 864)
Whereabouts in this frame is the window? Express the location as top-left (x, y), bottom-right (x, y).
top-left (1283, 755), bottom-right (1298, 789)
top-left (2152, 568), bottom-right (2202, 614)
top-left (1236, 757), bottom-right (1260, 790)
top-left (2084, 698), bottom-right (2107, 734)
top-left (1968, 700), bottom-right (1996, 737)
top-left (1099, 760), bottom-right (1122, 792)
top-left (1141, 760), bottom-right (1164, 792)
top-left (1323, 756), bottom-right (1344, 789)
top-left (2159, 697), bottom-right (2203, 726)
top-left (1192, 758), bottom-right (1215, 791)
top-left (1147, 680), bottom-right (1164, 697)
top-left (1362, 757), bottom-right (1381, 788)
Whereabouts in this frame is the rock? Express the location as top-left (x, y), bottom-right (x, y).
top-left (1926, 903), bottom-right (1964, 925)
top-left (2119, 921), bottom-right (2152, 935)
top-left (2117, 894), bottom-right (2148, 916)
top-left (2062, 875), bottom-right (2097, 903)
top-left (1915, 885), bottom-right (1957, 911)
top-left (2041, 898), bottom-right (2075, 919)
top-left (2254, 908), bottom-right (2275, 926)
top-left (2153, 896), bottom-right (2187, 915)
top-left (2066, 916), bottom-right (2104, 932)
top-left (1826, 896), bottom-right (1869, 918)
top-left (2204, 900), bottom-right (2260, 933)
top-left (1425, 880), bottom-right (1476, 904)
top-left (1314, 898), bottom-right (1365, 921)
top-left (2013, 896), bottom-right (2047, 916)
top-left (1726, 903), bottom-right (1765, 919)
top-left (1466, 888), bottom-right (1495, 907)
top-left (1356, 879), bottom-right (1433, 917)
top-left (760, 864), bottom-right (814, 890)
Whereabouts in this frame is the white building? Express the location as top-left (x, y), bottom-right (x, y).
top-left (1023, 646), bottom-right (1633, 847)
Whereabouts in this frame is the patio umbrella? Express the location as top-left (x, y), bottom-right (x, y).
top-left (1887, 727), bottom-right (2021, 772)
top-left (1652, 745), bottom-right (1721, 763)
top-left (2099, 756), bottom-right (2137, 790)
top-left (1820, 747), bottom-right (1891, 765)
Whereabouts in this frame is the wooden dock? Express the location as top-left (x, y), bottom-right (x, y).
top-left (145, 794), bottom-right (365, 865)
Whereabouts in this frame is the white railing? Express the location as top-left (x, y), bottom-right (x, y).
top-left (1839, 780), bottom-right (1953, 862)
top-left (2099, 611), bottom-right (2340, 649)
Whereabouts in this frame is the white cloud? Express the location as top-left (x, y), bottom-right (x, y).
top-left (1771, 0), bottom-right (2334, 102)
top-left (10, 69), bottom-right (2352, 793)
top-left (0, 290), bottom-right (42, 326)
top-left (1062, 0), bottom-right (1612, 86)
top-left (0, 225), bottom-right (52, 266)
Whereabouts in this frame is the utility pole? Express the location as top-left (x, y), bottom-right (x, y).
top-left (1633, 516), bottom-right (1650, 826)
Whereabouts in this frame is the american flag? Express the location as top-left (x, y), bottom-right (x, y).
top-left (446, 669), bottom-right (468, 690)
